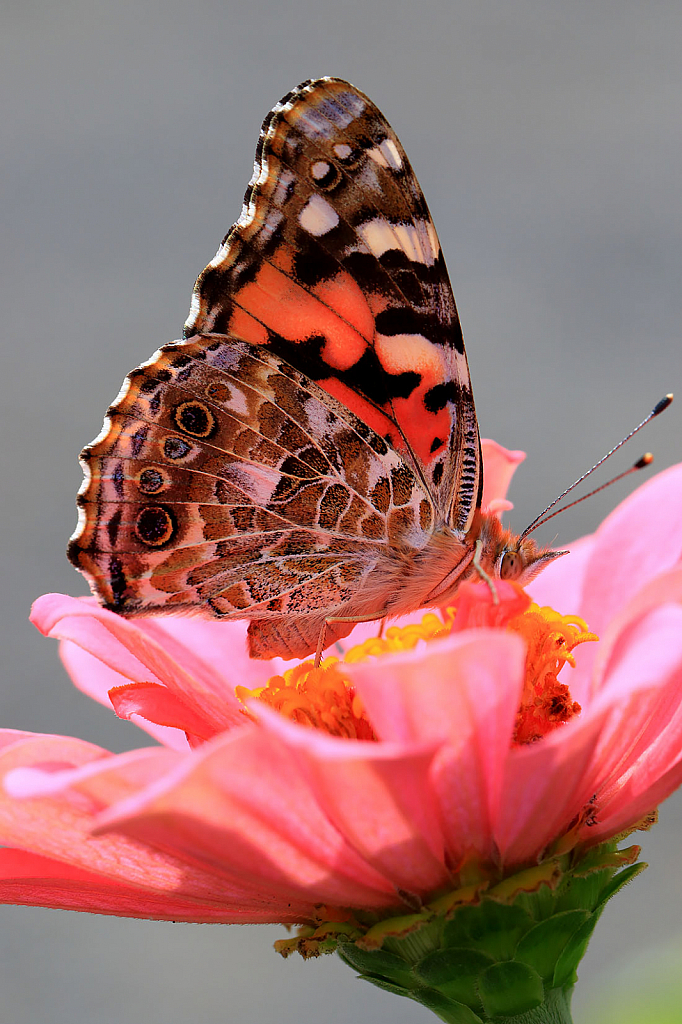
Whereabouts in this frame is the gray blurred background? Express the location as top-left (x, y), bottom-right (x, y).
top-left (2, 1), bottom-right (681, 1021)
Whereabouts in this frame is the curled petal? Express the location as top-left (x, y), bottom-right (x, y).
top-left (480, 439), bottom-right (525, 512)
top-left (31, 594), bottom-right (244, 738)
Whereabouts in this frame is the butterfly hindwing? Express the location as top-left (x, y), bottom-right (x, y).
top-left (185, 78), bottom-right (482, 531)
top-left (69, 333), bottom-right (435, 654)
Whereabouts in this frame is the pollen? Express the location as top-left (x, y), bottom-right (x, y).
top-left (507, 604), bottom-right (597, 745)
top-left (236, 598), bottom-right (597, 746)
top-left (235, 661), bottom-right (376, 740)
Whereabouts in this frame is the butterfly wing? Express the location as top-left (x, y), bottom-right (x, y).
top-left (69, 78), bottom-right (483, 658)
top-left (185, 77), bottom-right (482, 532)
top-left (69, 333), bottom-right (435, 657)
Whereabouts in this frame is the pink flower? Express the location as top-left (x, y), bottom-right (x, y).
top-left (1, 447), bottom-right (681, 926)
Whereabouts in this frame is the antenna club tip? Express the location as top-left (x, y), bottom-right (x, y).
top-left (653, 394), bottom-right (674, 416)
top-left (634, 453), bottom-right (654, 469)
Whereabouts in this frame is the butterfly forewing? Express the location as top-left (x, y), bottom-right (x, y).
top-left (185, 77), bottom-right (482, 529)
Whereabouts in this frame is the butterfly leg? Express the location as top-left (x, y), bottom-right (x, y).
top-left (472, 539), bottom-right (500, 606)
top-left (314, 612), bottom-right (388, 668)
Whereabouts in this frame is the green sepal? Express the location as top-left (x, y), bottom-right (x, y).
top-left (552, 912), bottom-right (601, 989)
top-left (361, 975), bottom-right (485, 1024)
top-left (277, 840), bottom-right (647, 1023)
top-left (552, 863), bottom-right (647, 989)
top-left (337, 945), bottom-right (416, 989)
top-left (592, 861), bottom-right (647, 912)
top-left (514, 910), bottom-right (590, 980)
top-left (478, 961), bottom-right (544, 1017)
top-left (413, 988), bottom-right (485, 1024)
top-left (415, 948), bottom-right (494, 1009)
top-left (443, 900), bottom-right (534, 960)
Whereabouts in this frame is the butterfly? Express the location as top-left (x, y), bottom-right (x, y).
top-left (68, 77), bottom-right (563, 661)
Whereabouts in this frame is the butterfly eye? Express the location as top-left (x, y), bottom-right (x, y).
top-left (499, 549), bottom-right (524, 580)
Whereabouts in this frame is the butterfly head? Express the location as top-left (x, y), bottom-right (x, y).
top-left (494, 537), bottom-right (567, 586)
top-left (478, 512), bottom-right (568, 588)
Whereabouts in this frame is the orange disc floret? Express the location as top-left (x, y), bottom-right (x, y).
top-left (508, 604), bottom-right (597, 745)
top-left (236, 661), bottom-right (376, 740)
top-left (237, 589), bottom-right (597, 748)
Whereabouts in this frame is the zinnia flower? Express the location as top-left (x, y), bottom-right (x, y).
top-left (2, 444), bottom-right (682, 1023)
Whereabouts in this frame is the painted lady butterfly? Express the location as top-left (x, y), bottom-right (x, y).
top-left (68, 77), bottom-right (562, 660)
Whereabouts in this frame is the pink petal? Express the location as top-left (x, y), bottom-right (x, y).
top-left (589, 566), bottom-right (682, 700)
top-left (0, 849), bottom-right (280, 922)
top-left (60, 641), bottom-right (190, 750)
top-left (494, 710), bottom-right (607, 864)
top-left (348, 631), bottom-right (526, 865)
top-left (31, 595), bottom-right (243, 734)
top-left (253, 706), bottom-right (449, 895)
top-left (591, 739), bottom-right (682, 843)
top-left (108, 682), bottom-right (219, 746)
top-left (580, 462), bottom-right (682, 635)
top-left (0, 732), bottom-right (312, 918)
top-left (584, 604), bottom-right (682, 813)
top-left (97, 726), bottom-right (400, 909)
top-left (481, 439), bottom-right (525, 511)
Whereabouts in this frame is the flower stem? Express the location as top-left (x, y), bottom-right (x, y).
top-left (501, 986), bottom-right (574, 1024)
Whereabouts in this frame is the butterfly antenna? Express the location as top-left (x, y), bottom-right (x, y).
top-left (520, 393), bottom-right (673, 540)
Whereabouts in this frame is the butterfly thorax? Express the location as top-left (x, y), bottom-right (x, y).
top-left (389, 512), bottom-right (564, 614)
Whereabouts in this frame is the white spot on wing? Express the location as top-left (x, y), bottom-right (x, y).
top-left (367, 146), bottom-right (389, 168)
top-left (299, 194), bottom-right (339, 236)
top-left (381, 138), bottom-right (402, 169)
top-left (453, 350), bottom-right (471, 387)
top-left (333, 143), bottom-right (352, 159)
top-left (358, 218), bottom-right (436, 265)
top-left (311, 160), bottom-right (331, 180)
top-left (426, 220), bottom-right (439, 256)
top-left (225, 384), bottom-right (250, 417)
top-left (367, 138), bottom-right (402, 171)
top-left (374, 333), bottom-right (444, 375)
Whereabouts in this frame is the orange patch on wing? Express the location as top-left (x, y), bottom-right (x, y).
top-left (372, 341), bottom-right (452, 467)
top-left (312, 275), bottom-right (376, 369)
top-left (321, 378), bottom-right (400, 448)
top-left (392, 392), bottom-right (452, 466)
top-left (234, 263), bottom-right (371, 367)
top-left (229, 307), bottom-right (270, 345)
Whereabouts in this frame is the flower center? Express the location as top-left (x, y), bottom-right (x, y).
top-left (236, 591), bottom-right (597, 746)
top-left (506, 605), bottom-right (596, 744)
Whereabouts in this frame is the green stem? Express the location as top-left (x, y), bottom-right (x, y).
top-left (502, 986), bottom-right (574, 1024)
top-left (428, 986), bottom-right (574, 1024)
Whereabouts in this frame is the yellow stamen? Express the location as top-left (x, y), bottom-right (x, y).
top-left (507, 604), bottom-right (597, 744)
top-left (236, 602), bottom-right (597, 746)
top-left (235, 661), bottom-right (375, 740)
